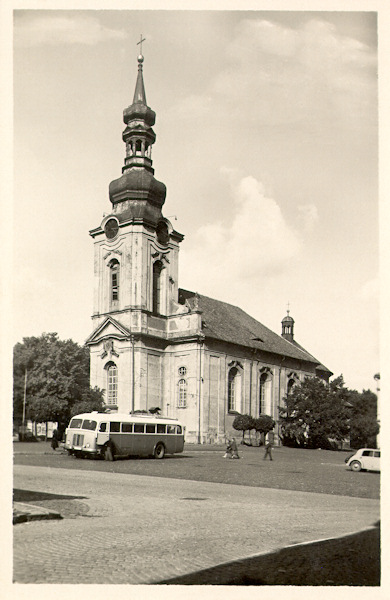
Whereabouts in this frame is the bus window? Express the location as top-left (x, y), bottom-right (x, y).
top-left (177, 425), bottom-right (182, 434)
top-left (70, 418), bottom-right (82, 429)
top-left (99, 423), bottom-right (107, 432)
top-left (122, 423), bottom-right (133, 433)
top-left (110, 422), bottom-right (121, 433)
top-left (167, 425), bottom-right (176, 434)
top-left (146, 424), bottom-right (156, 434)
top-left (82, 419), bottom-right (97, 431)
top-left (157, 424), bottom-right (166, 434)
top-left (133, 423), bottom-right (144, 433)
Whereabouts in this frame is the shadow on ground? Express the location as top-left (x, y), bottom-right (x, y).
top-left (13, 489), bottom-right (87, 502)
top-left (158, 522), bottom-right (380, 586)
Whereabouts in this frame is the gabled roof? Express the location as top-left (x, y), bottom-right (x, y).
top-left (85, 316), bottom-right (130, 345)
top-left (179, 289), bottom-right (331, 371)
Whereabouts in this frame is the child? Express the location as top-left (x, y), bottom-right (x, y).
top-left (223, 437), bottom-right (240, 459)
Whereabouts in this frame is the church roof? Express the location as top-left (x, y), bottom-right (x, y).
top-left (178, 289), bottom-right (331, 372)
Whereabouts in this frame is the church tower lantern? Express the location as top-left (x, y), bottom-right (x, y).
top-left (281, 307), bottom-right (295, 342)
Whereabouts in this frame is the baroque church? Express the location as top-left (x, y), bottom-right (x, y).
top-left (86, 52), bottom-right (332, 444)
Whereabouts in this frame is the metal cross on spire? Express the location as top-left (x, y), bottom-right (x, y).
top-left (137, 34), bottom-right (146, 55)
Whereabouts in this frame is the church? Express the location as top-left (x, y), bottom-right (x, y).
top-left (86, 51), bottom-right (332, 444)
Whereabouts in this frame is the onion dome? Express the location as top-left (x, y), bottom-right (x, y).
top-left (109, 53), bottom-right (166, 226)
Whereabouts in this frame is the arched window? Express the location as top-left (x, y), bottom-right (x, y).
top-left (152, 260), bottom-right (163, 314)
top-left (287, 378), bottom-right (296, 395)
top-left (106, 362), bottom-right (118, 406)
top-left (177, 379), bottom-right (187, 408)
top-left (228, 366), bottom-right (242, 413)
top-left (109, 259), bottom-right (120, 303)
top-left (259, 373), bottom-right (267, 414)
top-left (259, 371), bottom-right (272, 416)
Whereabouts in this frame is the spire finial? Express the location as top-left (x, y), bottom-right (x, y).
top-left (287, 301), bottom-right (290, 316)
top-left (137, 34), bottom-right (146, 60)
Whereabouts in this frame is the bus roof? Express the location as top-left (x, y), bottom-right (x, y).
top-left (69, 412), bottom-right (181, 424)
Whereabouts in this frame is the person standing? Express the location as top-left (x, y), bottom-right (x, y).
top-left (263, 437), bottom-right (273, 460)
top-left (230, 437), bottom-right (240, 459)
top-left (51, 428), bottom-right (59, 451)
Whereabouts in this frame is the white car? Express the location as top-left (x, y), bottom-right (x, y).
top-left (346, 448), bottom-right (380, 472)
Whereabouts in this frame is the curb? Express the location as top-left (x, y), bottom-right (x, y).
top-left (13, 502), bottom-right (63, 524)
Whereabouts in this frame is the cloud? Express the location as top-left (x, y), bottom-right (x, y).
top-left (297, 204), bottom-right (319, 232)
top-left (180, 172), bottom-right (302, 297)
top-left (215, 18), bottom-right (376, 127)
top-left (14, 14), bottom-right (126, 47)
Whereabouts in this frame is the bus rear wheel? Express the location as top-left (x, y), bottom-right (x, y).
top-left (154, 442), bottom-right (165, 459)
top-left (103, 444), bottom-right (115, 462)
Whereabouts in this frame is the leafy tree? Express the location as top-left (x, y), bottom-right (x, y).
top-left (13, 333), bottom-right (104, 429)
top-left (349, 389), bottom-right (379, 449)
top-left (71, 387), bottom-right (106, 417)
top-left (253, 414), bottom-right (275, 443)
top-left (279, 375), bottom-right (350, 449)
top-left (232, 414), bottom-right (256, 443)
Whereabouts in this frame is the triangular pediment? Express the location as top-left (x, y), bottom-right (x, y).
top-left (86, 316), bottom-right (131, 345)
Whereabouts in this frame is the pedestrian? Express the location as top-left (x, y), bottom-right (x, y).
top-left (223, 437), bottom-right (240, 459)
top-left (223, 438), bottom-right (233, 458)
top-left (51, 428), bottom-right (59, 451)
top-left (263, 438), bottom-right (273, 460)
top-left (230, 437), bottom-right (240, 459)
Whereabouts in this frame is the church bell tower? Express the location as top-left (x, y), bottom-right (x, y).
top-left (86, 47), bottom-right (185, 412)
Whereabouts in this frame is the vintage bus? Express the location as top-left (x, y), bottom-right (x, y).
top-left (64, 412), bottom-right (185, 460)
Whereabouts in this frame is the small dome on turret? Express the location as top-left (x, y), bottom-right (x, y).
top-left (282, 314), bottom-right (294, 324)
top-left (281, 307), bottom-right (295, 342)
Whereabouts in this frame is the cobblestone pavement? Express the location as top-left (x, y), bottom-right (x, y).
top-left (13, 465), bottom-right (379, 585)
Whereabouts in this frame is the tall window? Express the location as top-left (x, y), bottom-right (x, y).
top-left (259, 372), bottom-right (272, 415)
top-left (152, 260), bottom-right (163, 314)
top-left (287, 379), bottom-right (296, 395)
top-left (228, 366), bottom-right (241, 413)
top-left (177, 379), bottom-right (187, 408)
top-left (109, 259), bottom-right (120, 303)
top-left (259, 373), bottom-right (267, 413)
top-left (106, 363), bottom-right (118, 405)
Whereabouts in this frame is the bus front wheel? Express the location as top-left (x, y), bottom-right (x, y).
top-left (154, 442), bottom-right (165, 459)
top-left (103, 444), bottom-right (115, 462)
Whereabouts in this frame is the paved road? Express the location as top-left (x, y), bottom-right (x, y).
top-left (13, 465), bottom-right (379, 584)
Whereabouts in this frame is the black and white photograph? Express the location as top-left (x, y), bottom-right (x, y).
top-left (4, 1), bottom-right (387, 594)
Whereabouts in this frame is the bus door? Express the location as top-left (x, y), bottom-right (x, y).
top-left (97, 421), bottom-right (109, 447)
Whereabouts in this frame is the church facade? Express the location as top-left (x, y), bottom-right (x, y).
top-left (86, 53), bottom-right (332, 444)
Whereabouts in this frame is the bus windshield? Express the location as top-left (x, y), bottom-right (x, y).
top-left (82, 419), bottom-right (97, 431)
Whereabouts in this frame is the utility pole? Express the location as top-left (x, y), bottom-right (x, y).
top-left (22, 368), bottom-right (27, 441)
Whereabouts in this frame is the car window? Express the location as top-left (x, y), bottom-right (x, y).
top-left (362, 450), bottom-right (372, 456)
top-left (374, 451), bottom-right (380, 458)
top-left (99, 422), bottom-right (107, 432)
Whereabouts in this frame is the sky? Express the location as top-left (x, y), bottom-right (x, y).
top-left (9, 7), bottom-right (382, 393)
